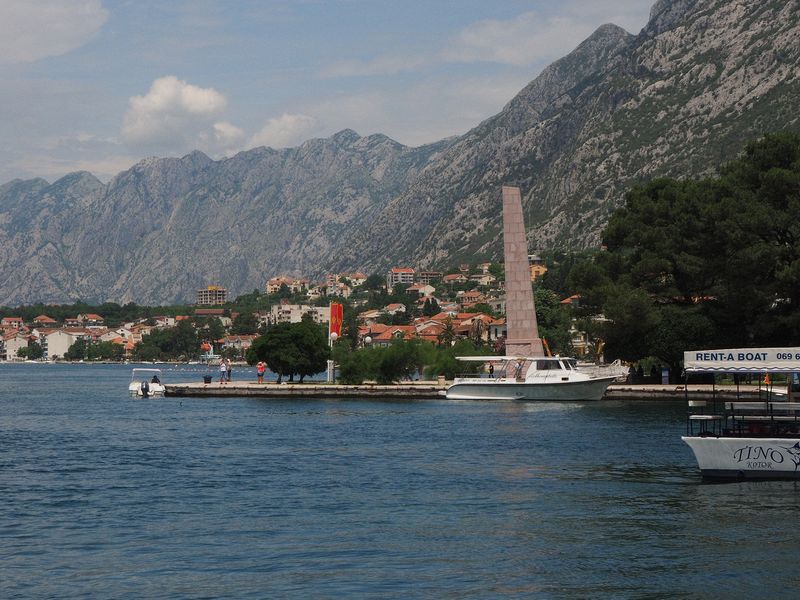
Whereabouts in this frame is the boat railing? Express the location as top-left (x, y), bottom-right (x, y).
top-left (687, 398), bottom-right (800, 438)
top-left (454, 373), bottom-right (503, 380)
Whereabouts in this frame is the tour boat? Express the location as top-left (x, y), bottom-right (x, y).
top-left (445, 356), bottom-right (617, 401)
top-left (682, 347), bottom-right (800, 479)
top-left (128, 368), bottom-right (166, 398)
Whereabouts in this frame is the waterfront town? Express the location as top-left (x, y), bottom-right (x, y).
top-left (0, 256), bottom-right (587, 362)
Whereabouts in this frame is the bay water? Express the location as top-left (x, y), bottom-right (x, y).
top-left (2, 363), bottom-right (798, 598)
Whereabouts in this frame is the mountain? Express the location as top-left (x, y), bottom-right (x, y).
top-left (335, 0), bottom-right (800, 270)
top-left (1, 0), bottom-right (798, 305)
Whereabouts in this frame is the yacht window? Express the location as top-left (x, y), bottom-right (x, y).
top-left (536, 360), bottom-right (560, 370)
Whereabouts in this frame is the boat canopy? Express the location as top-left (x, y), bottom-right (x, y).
top-left (684, 348), bottom-right (800, 373)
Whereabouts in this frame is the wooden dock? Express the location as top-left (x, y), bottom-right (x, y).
top-left (164, 381), bottom-right (774, 401)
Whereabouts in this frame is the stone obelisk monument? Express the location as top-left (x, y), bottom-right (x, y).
top-left (502, 185), bottom-right (544, 358)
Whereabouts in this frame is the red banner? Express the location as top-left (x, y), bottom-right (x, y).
top-left (329, 302), bottom-right (343, 338)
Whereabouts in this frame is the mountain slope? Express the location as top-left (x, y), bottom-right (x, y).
top-left (0, 0), bottom-right (798, 305)
top-left (334, 0), bottom-right (800, 272)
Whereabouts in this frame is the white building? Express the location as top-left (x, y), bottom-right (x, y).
top-left (269, 303), bottom-right (330, 325)
top-left (386, 267), bottom-right (415, 290)
top-left (2, 332), bottom-right (29, 360)
top-left (40, 329), bottom-right (90, 360)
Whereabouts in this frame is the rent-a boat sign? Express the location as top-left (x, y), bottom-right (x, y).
top-left (684, 347), bottom-right (800, 372)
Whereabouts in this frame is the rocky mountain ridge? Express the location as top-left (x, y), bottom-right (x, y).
top-left (1, 0), bottom-right (798, 304)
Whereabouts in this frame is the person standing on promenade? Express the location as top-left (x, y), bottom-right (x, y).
top-left (225, 357), bottom-right (232, 383)
top-left (219, 357), bottom-right (227, 384)
top-left (256, 361), bottom-right (266, 383)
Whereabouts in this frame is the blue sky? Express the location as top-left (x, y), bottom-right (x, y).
top-left (0, 0), bottom-right (654, 183)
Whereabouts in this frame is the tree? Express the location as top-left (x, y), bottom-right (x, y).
top-left (437, 317), bottom-right (456, 346)
top-left (374, 338), bottom-right (429, 383)
top-left (294, 317), bottom-right (331, 382)
top-left (26, 341), bottom-right (44, 360)
top-left (534, 288), bottom-right (572, 355)
top-left (572, 131), bottom-right (800, 370)
top-left (230, 312), bottom-right (259, 335)
top-left (422, 297), bottom-right (440, 317)
top-left (363, 273), bottom-right (385, 290)
top-left (247, 323), bottom-right (299, 383)
top-left (65, 338), bottom-right (88, 360)
top-left (247, 318), bottom-right (330, 383)
top-left (87, 341), bottom-right (124, 361)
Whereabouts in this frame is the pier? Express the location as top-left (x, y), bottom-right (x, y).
top-left (164, 381), bottom-right (771, 401)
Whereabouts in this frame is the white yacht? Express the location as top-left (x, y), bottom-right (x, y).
top-left (445, 356), bottom-right (617, 401)
top-left (682, 347), bottom-right (800, 479)
top-left (128, 368), bottom-right (166, 398)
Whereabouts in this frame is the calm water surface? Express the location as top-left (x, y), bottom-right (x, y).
top-left (2, 363), bottom-right (798, 598)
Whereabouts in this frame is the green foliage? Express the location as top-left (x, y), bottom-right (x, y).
top-left (363, 273), bottom-right (385, 290)
top-left (571, 132), bottom-right (800, 369)
top-left (534, 288), bottom-right (572, 355)
top-left (488, 262), bottom-right (504, 280)
top-left (467, 302), bottom-right (497, 318)
top-left (422, 297), bottom-right (440, 317)
top-left (332, 338), bottom-right (486, 383)
top-left (247, 319), bottom-right (330, 382)
top-left (424, 339), bottom-right (487, 379)
top-left (65, 338), bottom-right (88, 360)
top-left (87, 341), bottom-right (124, 361)
top-left (201, 317), bottom-right (226, 342)
top-left (134, 319), bottom-right (200, 361)
top-left (230, 312), bottom-right (259, 334)
top-left (25, 341), bottom-right (44, 360)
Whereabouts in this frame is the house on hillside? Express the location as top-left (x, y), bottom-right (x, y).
top-left (406, 283), bottom-right (435, 298)
top-left (33, 315), bottom-right (57, 327)
top-left (268, 301), bottom-right (330, 325)
top-left (469, 273), bottom-right (496, 286)
top-left (386, 267), bottom-right (415, 290)
top-left (383, 303), bottom-right (406, 316)
top-left (357, 309), bottom-right (382, 326)
top-left (2, 331), bottom-right (30, 360)
top-left (370, 325), bottom-right (417, 348)
top-left (442, 273), bottom-right (468, 285)
top-left (78, 313), bottom-right (105, 327)
top-left (416, 271), bottom-right (442, 284)
top-left (1, 317), bottom-right (24, 330)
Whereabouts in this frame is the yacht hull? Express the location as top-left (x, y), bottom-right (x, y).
top-left (445, 377), bottom-right (615, 401)
top-left (682, 436), bottom-right (800, 479)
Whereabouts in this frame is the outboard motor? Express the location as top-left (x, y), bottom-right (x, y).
top-left (140, 380), bottom-right (150, 398)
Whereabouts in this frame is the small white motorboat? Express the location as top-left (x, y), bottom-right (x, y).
top-left (128, 368), bottom-right (166, 398)
top-left (446, 356), bottom-right (616, 401)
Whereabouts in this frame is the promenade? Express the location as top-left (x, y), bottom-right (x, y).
top-left (164, 381), bottom-right (769, 401)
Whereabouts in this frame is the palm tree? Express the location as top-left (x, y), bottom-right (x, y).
top-left (437, 317), bottom-right (456, 346)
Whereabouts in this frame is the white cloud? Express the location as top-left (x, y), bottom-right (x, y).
top-left (441, 11), bottom-right (598, 66)
top-left (0, 0), bottom-right (108, 63)
top-left (212, 121), bottom-right (246, 147)
top-left (121, 76), bottom-right (228, 149)
top-left (321, 1), bottom-right (651, 77)
top-left (249, 113), bottom-right (317, 149)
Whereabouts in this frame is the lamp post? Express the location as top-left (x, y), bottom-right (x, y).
top-left (327, 331), bottom-right (338, 383)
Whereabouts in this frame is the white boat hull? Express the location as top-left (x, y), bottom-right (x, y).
top-left (445, 376), bottom-right (615, 401)
top-left (128, 382), bottom-right (166, 397)
top-left (682, 436), bottom-right (800, 479)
